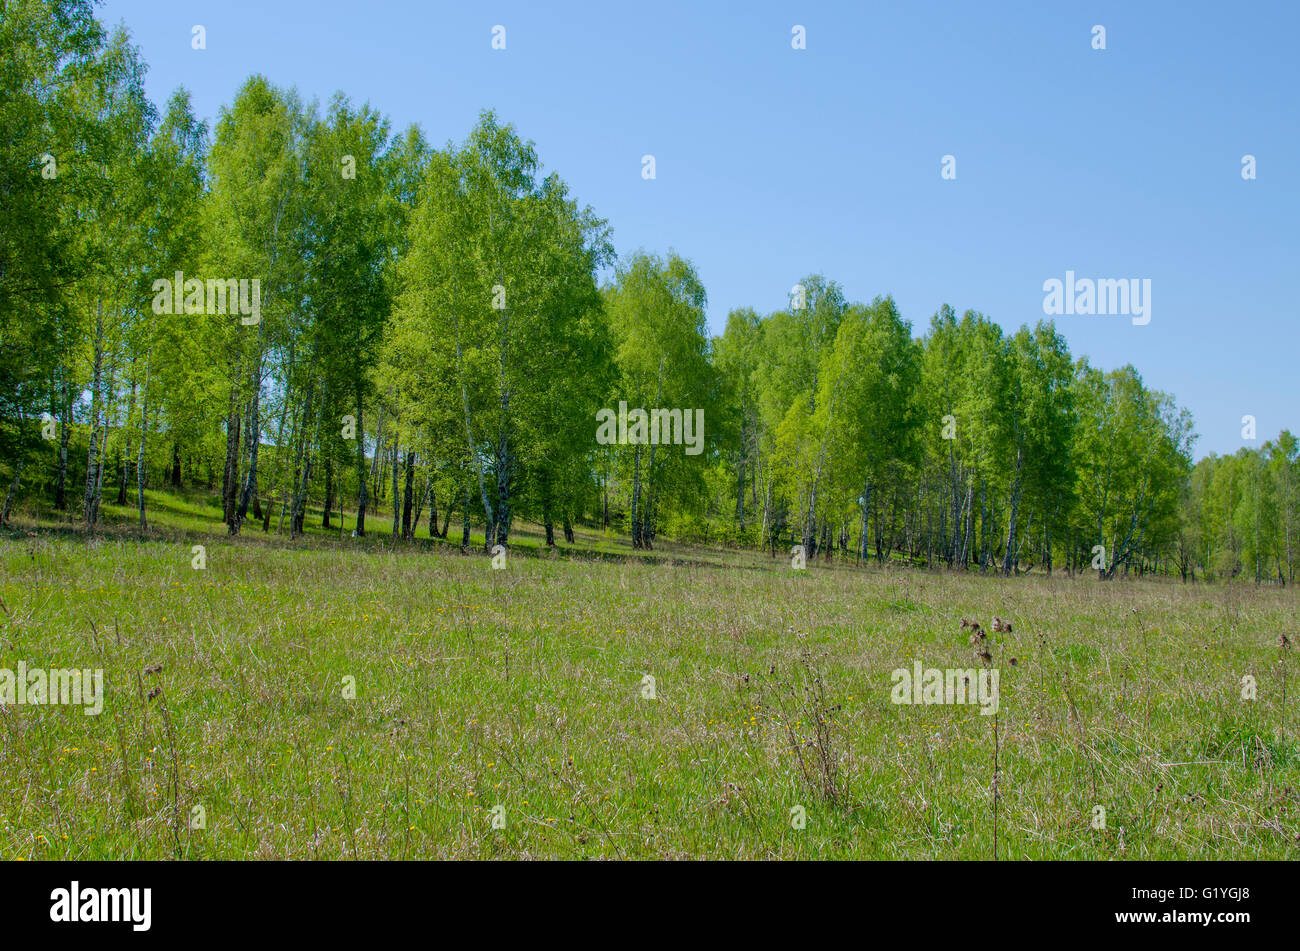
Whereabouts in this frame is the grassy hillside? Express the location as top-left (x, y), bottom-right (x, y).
top-left (1, 500), bottom-right (1297, 859)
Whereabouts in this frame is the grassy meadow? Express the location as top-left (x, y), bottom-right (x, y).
top-left (1, 494), bottom-right (1297, 860)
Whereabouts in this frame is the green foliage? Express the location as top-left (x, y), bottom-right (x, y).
top-left (1, 3), bottom-right (1293, 586)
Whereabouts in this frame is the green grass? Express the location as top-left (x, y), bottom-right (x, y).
top-left (1, 498), bottom-right (1297, 859)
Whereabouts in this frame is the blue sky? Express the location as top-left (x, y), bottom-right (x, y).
top-left (100, 0), bottom-right (1297, 458)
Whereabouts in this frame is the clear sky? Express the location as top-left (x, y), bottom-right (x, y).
top-left (99, 0), bottom-right (1297, 458)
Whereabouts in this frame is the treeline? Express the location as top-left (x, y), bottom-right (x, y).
top-left (3, 1), bottom-right (1296, 583)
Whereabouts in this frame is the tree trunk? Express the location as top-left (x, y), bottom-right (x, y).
top-left (460, 484), bottom-right (471, 550)
top-left (602, 475), bottom-right (609, 531)
top-left (55, 373), bottom-right (71, 510)
top-left (222, 382), bottom-right (241, 533)
top-left (875, 500), bottom-right (885, 565)
top-left (859, 479), bottom-right (871, 562)
top-left (1002, 455), bottom-right (1023, 577)
top-left (413, 471), bottom-right (428, 531)
top-left (369, 405), bottom-right (385, 499)
top-left (235, 382), bottom-right (262, 533)
top-left (116, 436), bottom-right (129, 505)
top-left (401, 448), bottom-right (415, 540)
top-left (735, 455), bottom-right (746, 529)
top-left (293, 413), bottom-right (317, 537)
top-left (390, 439), bottom-right (401, 541)
top-left (1044, 516), bottom-right (1053, 576)
top-left (137, 365), bottom-right (150, 530)
top-left (288, 385), bottom-right (318, 537)
top-left (91, 444), bottom-right (104, 527)
top-left (541, 470), bottom-right (555, 547)
top-left (2, 458), bottom-right (24, 525)
top-left (760, 471), bottom-right (771, 553)
top-left (643, 442), bottom-right (657, 551)
top-left (116, 377), bottom-right (136, 507)
top-left (83, 301), bottom-right (105, 528)
top-left (631, 443), bottom-right (643, 549)
top-left (494, 426), bottom-right (512, 547)
top-left (354, 399), bottom-right (368, 536)
top-left (322, 454), bottom-right (333, 529)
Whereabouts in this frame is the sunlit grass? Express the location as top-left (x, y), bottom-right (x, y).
top-left (1, 509), bottom-right (1296, 859)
